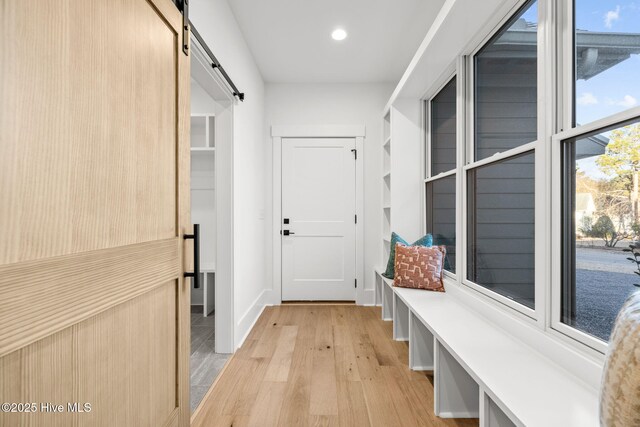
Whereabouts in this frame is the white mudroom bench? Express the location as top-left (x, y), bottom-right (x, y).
top-left (374, 270), bottom-right (599, 427)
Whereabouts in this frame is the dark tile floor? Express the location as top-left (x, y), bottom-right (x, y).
top-left (190, 306), bottom-right (231, 412)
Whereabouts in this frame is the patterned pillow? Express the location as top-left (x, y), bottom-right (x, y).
top-left (393, 243), bottom-right (446, 292)
top-left (600, 291), bottom-right (640, 426)
top-left (383, 232), bottom-right (433, 279)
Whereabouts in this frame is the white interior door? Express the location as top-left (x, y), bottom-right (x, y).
top-left (282, 138), bottom-right (357, 301)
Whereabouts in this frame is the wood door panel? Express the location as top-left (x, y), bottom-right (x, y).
top-left (0, 238), bottom-right (180, 357)
top-left (0, 0), bottom-right (178, 265)
top-left (0, 0), bottom-right (190, 425)
top-left (0, 281), bottom-right (178, 427)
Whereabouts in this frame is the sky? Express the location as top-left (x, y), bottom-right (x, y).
top-left (572, 1), bottom-right (640, 179)
top-left (574, 1), bottom-right (640, 126)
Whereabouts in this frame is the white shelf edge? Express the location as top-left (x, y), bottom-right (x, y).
top-left (383, 171), bottom-right (391, 179)
top-left (200, 265), bottom-right (216, 273)
top-left (190, 147), bottom-right (216, 152)
top-left (383, 137), bottom-right (391, 147)
top-left (383, 205), bottom-right (391, 210)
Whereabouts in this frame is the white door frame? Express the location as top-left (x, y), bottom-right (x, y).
top-left (191, 39), bottom-right (235, 354)
top-left (272, 125), bottom-right (365, 305)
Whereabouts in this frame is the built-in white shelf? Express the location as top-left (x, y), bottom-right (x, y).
top-left (382, 110), bottom-right (391, 263)
top-left (191, 113), bottom-right (216, 317)
top-left (200, 264), bottom-right (216, 273)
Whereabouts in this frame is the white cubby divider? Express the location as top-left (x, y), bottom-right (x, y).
top-left (409, 311), bottom-right (434, 371)
top-left (392, 293), bottom-right (409, 341)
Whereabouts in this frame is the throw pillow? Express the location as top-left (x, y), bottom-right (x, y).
top-left (393, 243), bottom-right (446, 292)
top-left (383, 232), bottom-right (433, 279)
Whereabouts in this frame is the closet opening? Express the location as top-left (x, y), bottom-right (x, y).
top-left (188, 36), bottom-right (235, 413)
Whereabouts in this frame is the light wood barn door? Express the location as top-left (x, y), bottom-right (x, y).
top-left (0, 0), bottom-right (191, 426)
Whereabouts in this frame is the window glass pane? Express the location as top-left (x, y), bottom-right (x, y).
top-left (467, 152), bottom-right (535, 308)
top-left (562, 118), bottom-right (640, 341)
top-left (426, 175), bottom-right (456, 273)
top-left (474, 0), bottom-right (538, 160)
top-left (431, 78), bottom-right (457, 175)
top-left (575, 1), bottom-right (640, 126)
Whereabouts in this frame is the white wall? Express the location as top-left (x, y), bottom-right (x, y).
top-left (191, 78), bottom-right (218, 115)
top-left (265, 83), bottom-right (394, 304)
top-left (191, 0), bottom-right (267, 348)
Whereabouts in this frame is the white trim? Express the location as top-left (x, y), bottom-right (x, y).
top-left (271, 125), bottom-right (365, 138)
top-left (553, 106), bottom-right (640, 141)
top-left (355, 136), bottom-right (365, 304)
top-left (462, 278), bottom-right (537, 320)
top-left (424, 169), bottom-right (456, 183)
top-left (190, 36), bottom-right (236, 103)
top-left (422, 65), bottom-right (457, 105)
top-left (271, 126), bottom-right (366, 305)
top-left (384, 0), bottom-right (458, 113)
top-left (463, 141), bottom-right (537, 171)
top-left (558, 0), bottom-right (573, 133)
top-left (191, 39), bottom-right (236, 354)
top-left (271, 137), bottom-right (283, 305)
top-left (424, 68), bottom-right (457, 180)
top-left (455, 55), bottom-right (467, 282)
top-left (438, 412), bottom-right (480, 419)
top-left (549, 112), bottom-right (640, 354)
top-left (235, 290), bottom-right (268, 350)
top-left (538, 0), bottom-right (557, 334)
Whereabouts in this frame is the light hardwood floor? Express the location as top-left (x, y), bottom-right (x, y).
top-left (192, 305), bottom-right (478, 427)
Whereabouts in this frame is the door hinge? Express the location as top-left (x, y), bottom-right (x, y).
top-left (351, 148), bottom-right (357, 160)
top-left (181, 0), bottom-right (190, 56)
top-left (355, 214), bottom-right (357, 224)
top-left (355, 278), bottom-right (357, 288)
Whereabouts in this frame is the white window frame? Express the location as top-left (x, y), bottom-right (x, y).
top-left (423, 64), bottom-right (459, 280)
top-left (549, 0), bottom-right (640, 352)
top-left (461, 0), bottom-right (543, 320)
top-left (418, 0), bottom-right (640, 357)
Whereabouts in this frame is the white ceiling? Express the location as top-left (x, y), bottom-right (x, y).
top-left (227, 0), bottom-right (446, 83)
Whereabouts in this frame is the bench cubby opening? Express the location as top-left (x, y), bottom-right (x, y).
top-left (393, 293), bottom-right (409, 341)
top-left (409, 311), bottom-right (434, 370)
top-left (480, 390), bottom-right (518, 427)
top-left (434, 338), bottom-right (479, 419)
top-left (381, 277), bottom-right (394, 321)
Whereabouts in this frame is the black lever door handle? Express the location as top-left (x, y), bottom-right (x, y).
top-left (184, 224), bottom-right (200, 288)
top-left (282, 230), bottom-right (295, 236)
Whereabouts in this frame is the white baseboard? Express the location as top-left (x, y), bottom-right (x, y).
top-left (235, 289), bottom-right (267, 350)
top-left (438, 411), bottom-right (480, 419)
top-left (411, 365), bottom-right (434, 371)
top-left (360, 289), bottom-right (376, 306)
top-left (263, 288), bottom-right (280, 305)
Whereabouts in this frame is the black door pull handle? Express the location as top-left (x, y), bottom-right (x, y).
top-left (184, 224), bottom-right (200, 288)
top-left (283, 230), bottom-right (295, 236)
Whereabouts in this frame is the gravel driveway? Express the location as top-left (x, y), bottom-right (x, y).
top-left (574, 248), bottom-right (638, 341)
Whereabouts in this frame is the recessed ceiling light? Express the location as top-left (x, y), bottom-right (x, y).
top-left (331, 28), bottom-right (347, 41)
